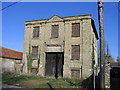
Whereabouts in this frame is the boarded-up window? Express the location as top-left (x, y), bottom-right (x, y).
top-left (51, 25), bottom-right (59, 38)
top-left (72, 45), bottom-right (80, 59)
top-left (33, 27), bottom-right (39, 38)
top-left (32, 46), bottom-right (38, 59)
top-left (71, 69), bottom-right (80, 78)
top-left (72, 23), bottom-right (80, 37)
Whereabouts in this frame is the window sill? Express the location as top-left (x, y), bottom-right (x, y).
top-left (71, 36), bottom-right (80, 37)
top-left (71, 59), bottom-right (80, 60)
top-left (32, 37), bottom-right (39, 39)
top-left (50, 37), bottom-right (59, 39)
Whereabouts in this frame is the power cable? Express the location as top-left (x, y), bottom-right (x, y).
top-left (0, 0), bottom-right (22, 11)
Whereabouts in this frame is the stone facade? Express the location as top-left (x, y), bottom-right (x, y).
top-left (23, 15), bottom-right (98, 79)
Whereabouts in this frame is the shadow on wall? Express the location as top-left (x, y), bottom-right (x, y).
top-left (80, 73), bottom-right (100, 89)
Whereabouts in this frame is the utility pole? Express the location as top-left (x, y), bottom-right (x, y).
top-left (98, 0), bottom-right (105, 89)
top-left (107, 44), bottom-right (109, 55)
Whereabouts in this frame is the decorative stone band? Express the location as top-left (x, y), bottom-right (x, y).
top-left (46, 45), bottom-right (63, 52)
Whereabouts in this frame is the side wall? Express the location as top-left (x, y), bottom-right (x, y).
top-left (63, 18), bottom-right (94, 79)
top-left (1, 57), bottom-right (22, 74)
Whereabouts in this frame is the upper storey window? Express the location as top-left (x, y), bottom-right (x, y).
top-left (33, 27), bottom-right (39, 38)
top-left (72, 23), bottom-right (80, 37)
top-left (51, 25), bottom-right (59, 38)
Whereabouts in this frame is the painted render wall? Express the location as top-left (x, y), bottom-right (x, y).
top-left (1, 57), bottom-right (22, 74)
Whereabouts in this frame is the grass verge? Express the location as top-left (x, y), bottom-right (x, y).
top-left (2, 74), bottom-right (81, 88)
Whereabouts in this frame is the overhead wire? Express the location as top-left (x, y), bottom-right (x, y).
top-left (0, 0), bottom-right (22, 11)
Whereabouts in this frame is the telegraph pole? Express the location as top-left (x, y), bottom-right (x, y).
top-left (98, 0), bottom-right (105, 89)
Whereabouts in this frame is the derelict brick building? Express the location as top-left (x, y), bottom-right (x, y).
top-left (23, 14), bottom-right (98, 79)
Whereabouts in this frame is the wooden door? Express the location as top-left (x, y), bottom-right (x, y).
top-left (45, 52), bottom-right (64, 78)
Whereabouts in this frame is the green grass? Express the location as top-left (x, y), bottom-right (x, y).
top-left (2, 74), bottom-right (81, 88)
top-left (63, 78), bottom-right (81, 84)
top-left (2, 74), bottom-right (42, 84)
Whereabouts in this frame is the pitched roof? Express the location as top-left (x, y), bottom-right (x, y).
top-left (0, 46), bottom-right (23, 60)
top-left (110, 62), bottom-right (120, 67)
